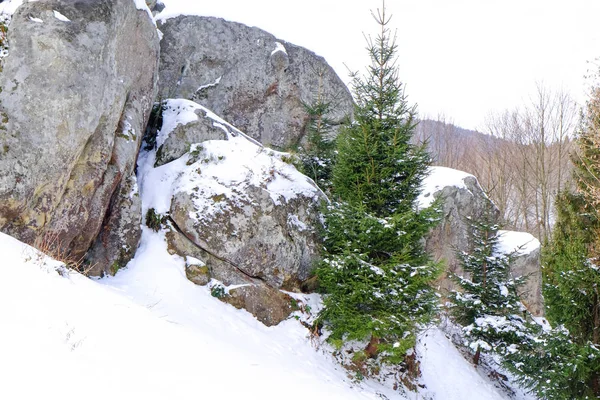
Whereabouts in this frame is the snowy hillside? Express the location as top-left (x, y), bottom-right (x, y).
top-left (0, 1), bottom-right (543, 399)
top-left (0, 98), bottom-right (531, 400)
top-left (0, 204), bottom-right (524, 400)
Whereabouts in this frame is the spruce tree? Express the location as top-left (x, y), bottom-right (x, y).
top-left (296, 68), bottom-right (336, 193)
top-left (508, 76), bottom-right (600, 399)
top-left (331, 9), bottom-right (429, 217)
top-left (450, 209), bottom-right (528, 364)
top-left (316, 4), bottom-right (439, 366)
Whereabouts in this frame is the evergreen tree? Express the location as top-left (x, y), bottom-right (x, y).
top-left (508, 74), bottom-right (600, 399)
top-left (316, 4), bottom-right (440, 366)
top-left (505, 325), bottom-right (599, 400)
top-left (331, 8), bottom-right (429, 217)
top-left (542, 81), bottom-right (600, 398)
top-left (296, 68), bottom-right (337, 193)
top-left (450, 209), bottom-right (528, 364)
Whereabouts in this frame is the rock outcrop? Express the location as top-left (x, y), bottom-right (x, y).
top-left (156, 15), bottom-right (353, 149)
top-left (150, 99), bottom-right (323, 325)
top-left (496, 230), bottom-right (543, 316)
top-left (0, 0), bottom-right (160, 274)
top-left (419, 167), bottom-right (544, 316)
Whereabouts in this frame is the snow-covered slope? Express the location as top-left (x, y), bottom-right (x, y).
top-left (0, 226), bottom-right (527, 400)
top-left (0, 105), bottom-right (528, 400)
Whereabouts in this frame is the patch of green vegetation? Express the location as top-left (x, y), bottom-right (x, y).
top-left (110, 261), bottom-right (121, 276)
top-left (280, 154), bottom-right (296, 165)
top-left (145, 208), bottom-right (167, 232)
top-left (210, 284), bottom-right (227, 299)
top-left (352, 351), bottom-right (367, 363)
top-left (211, 194), bottom-right (226, 203)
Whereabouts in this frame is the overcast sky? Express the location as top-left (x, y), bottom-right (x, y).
top-left (158, 0), bottom-right (600, 131)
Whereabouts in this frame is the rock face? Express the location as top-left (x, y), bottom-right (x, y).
top-left (0, 0), bottom-right (160, 274)
top-left (419, 167), bottom-right (544, 316)
top-left (157, 15), bottom-right (353, 149)
top-left (496, 230), bottom-right (543, 316)
top-left (155, 99), bottom-right (323, 325)
top-left (154, 101), bottom-right (228, 167)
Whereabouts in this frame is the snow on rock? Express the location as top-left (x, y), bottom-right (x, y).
top-left (497, 230), bottom-right (540, 256)
top-left (133, 0), bottom-right (155, 22)
top-left (154, 98), bottom-right (262, 166)
top-left (497, 230), bottom-right (544, 316)
top-left (141, 99), bottom-right (324, 323)
top-left (0, 0), bottom-right (26, 15)
top-left (53, 10), bottom-right (70, 22)
top-left (173, 137), bottom-right (319, 217)
top-left (272, 41), bottom-right (288, 55)
top-left (418, 166), bottom-right (475, 208)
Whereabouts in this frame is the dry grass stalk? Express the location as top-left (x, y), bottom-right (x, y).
top-left (32, 232), bottom-right (96, 276)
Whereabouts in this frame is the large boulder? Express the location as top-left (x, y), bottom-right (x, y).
top-left (419, 167), bottom-right (544, 316)
top-left (148, 99), bottom-right (324, 325)
top-left (156, 15), bottom-right (353, 149)
top-left (0, 0), bottom-right (160, 274)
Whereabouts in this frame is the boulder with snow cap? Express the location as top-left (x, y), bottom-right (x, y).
top-left (0, 0), bottom-right (160, 274)
top-left (419, 166), bottom-right (543, 315)
top-left (156, 15), bottom-right (353, 149)
top-left (153, 100), bottom-right (229, 167)
top-left (150, 99), bottom-right (323, 324)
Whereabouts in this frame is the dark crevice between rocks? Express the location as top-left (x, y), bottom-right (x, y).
top-left (166, 215), bottom-right (267, 284)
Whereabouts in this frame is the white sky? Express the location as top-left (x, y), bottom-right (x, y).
top-left (3, 0), bottom-right (596, 131)
top-left (158, 0), bottom-right (600, 131)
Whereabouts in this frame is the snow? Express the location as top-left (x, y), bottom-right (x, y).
top-left (146, 99), bottom-right (320, 224)
top-left (417, 328), bottom-right (509, 400)
top-left (133, 0), bottom-right (154, 22)
top-left (1, 228), bottom-right (528, 400)
top-left (53, 10), bottom-right (70, 22)
top-left (196, 75), bottom-right (222, 93)
top-left (418, 166), bottom-right (475, 208)
top-left (0, 89), bottom-right (531, 399)
top-left (497, 230), bottom-right (540, 256)
top-left (0, 0), bottom-right (28, 15)
top-left (272, 41), bottom-right (288, 55)
top-left (29, 16), bottom-right (43, 23)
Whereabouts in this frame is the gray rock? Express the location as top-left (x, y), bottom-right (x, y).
top-left (166, 227), bottom-right (251, 286)
top-left (171, 184), bottom-right (321, 291)
top-left (183, 256), bottom-right (211, 286)
top-left (514, 248), bottom-right (543, 316)
top-left (497, 231), bottom-right (543, 316)
top-left (157, 102), bottom-right (323, 324)
top-left (155, 103), bottom-right (228, 167)
top-left (157, 15), bottom-right (353, 149)
top-left (86, 175), bottom-right (142, 276)
top-left (0, 0), bottom-right (159, 273)
top-left (222, 284), bottom-right (295, 327)
top-left (421, 167), bottom-right (544, 316)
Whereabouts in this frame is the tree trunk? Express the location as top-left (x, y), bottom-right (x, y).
top-left (473, 346), bottom-right (481, 366)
